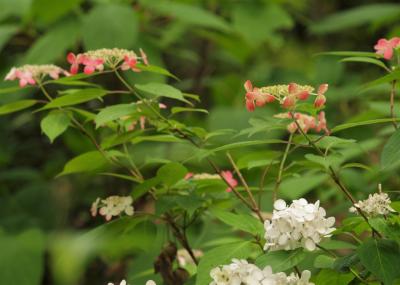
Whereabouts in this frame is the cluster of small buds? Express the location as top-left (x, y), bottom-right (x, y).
top-left (67, 48), bottom-right (148, 75)
top-left (185, 170), bottom-right (238, 192)
top-left (244, 81), bottom-right (328, 112)
top-left (210, 259), bottom-right (314, 285)
top-left (264, 199), bottom-right (336, 252)
top-left (125, 102), bottom-right (167, 131)
top-left (5, 64), bottom-right (69, 87)
top-left (91, 195), bottom-right (134, 221)
top-left (177, 249), bottom-right (204, 267)
top-left (350, 191), bottom-right (395, 217)
top-left (274, 111), bottom-right (329, 134)
top-left (374, 37), bottom-right (400, 60)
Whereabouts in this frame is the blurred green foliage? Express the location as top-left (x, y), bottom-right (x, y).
top-left (1, 0), bottom-right (400, 284)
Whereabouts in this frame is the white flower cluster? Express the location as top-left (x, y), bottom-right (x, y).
top-left (82, 48), bottom-right (146, 67)
top-left (5, 64), bottom-right (69, 86)
top-left (264, 199), bottom-right (335, 251)
top-left (91, 195), bottom-right (134, 221)
top-left (210, 259), bottom-right (313, 285)
top-left (350, 192), bottom-right (395, 217)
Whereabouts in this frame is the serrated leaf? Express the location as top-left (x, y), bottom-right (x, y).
top-left (171, 107), bottom-right (208, 115)
top-left (381, 128), bottom-right (400, 169)
top-left (332, 118), bottom-right (400, 133)
top-left (0, 99), bottom-right (37, 115)
top-left (95, 103), bottom-right (137, 127)
top-left (41, 88), bottom-right (107, 110)
top-left (40, 110), bottom-right (71, 142)
top-left (255, 249), bottom-right (306, 272)
top-left (156, 162), bottom-right (187, 187)
top-left (57, 150), bottom-right (112, 177)
top-left (210, 209), bottom-right (264, 235)
top-left (137, 64), bottom-right (179, 80)
top-left (135, 82), bottom-right (189, 104)
top-left (357, 238), bottom-right (400, 285)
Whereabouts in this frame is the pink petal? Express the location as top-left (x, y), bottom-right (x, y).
top-left (67, 52), bottom-right (76, 64)
top-left (140, 48), bottom-right (149, 65)
top-left (314, 95), bottom-right (326, 108)
top-left (246, 100), bottom-right (255, 112)
top-left (288, 83), bottom-right (297, 94)
top-left (244, 80), bottom-right (253, 92)
top-left (318, 84), bottom-right (328, 95)
top-left (282, 96), bottom-right (295, 109)
top-left (70, 64), bottom-right (79, 75)
top-left (84, 65), bottom-right (95, 75)
top-left (184, 172), bottom-right (194, 180)
top-left (297, 90), bottom-right (309, 100)
top-left (383, 48), bottom-right (393, 60)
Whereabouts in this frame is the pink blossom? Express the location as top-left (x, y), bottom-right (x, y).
top-left (221, 170), bottom-right (238, 193)
top-left (81, 56), bottom-right (104, 75)
top-left (314, 84), bottom-right (328, 108)
top-left (15, 70), bottom-right (35, 87)
top-left (374, 37), bottom-right (400, 60)
top-left (140, 48), bottom-right (149, 65)
top-left (288, 82), bottom-right (309, 100)
top-left (316, 111), bottom-right (330, 134)
top-left (67, 52), bottom-right (82, 74)
top-left (121, 56), bottom-right (141, 72)
top-left (282, 95), bottom-right (296, 109)
top-left (244, 80), bottom-right (274, 112)
top-left (184, 172), bottom-right (194, 180)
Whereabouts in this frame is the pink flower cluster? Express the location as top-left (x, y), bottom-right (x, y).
top-left (67, 48), bottom-right (149, 75)
top-left (5, 65), bottom-right (69, 87)
top-left (374, 37), bottom-right (400, 60)
top-left (244, 81), bottom-right (328, 112)
top-left (185, 170), bottom-right (238, 192)
top-left (275, 111), bottom-right (329, 134)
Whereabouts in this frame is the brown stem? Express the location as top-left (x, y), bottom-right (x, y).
top-left (165, 214), bottom-right (198, 265)
top-left (289, 111), bottom-right (381, 237)
top-left (226, 152), bottom-right (264, 222)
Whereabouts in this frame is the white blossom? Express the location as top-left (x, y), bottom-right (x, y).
top-left (264, 199), bottom-right (335, 252)
top-left (91, 195), bottom-right (134, 221)
top-left (107, 280), bottom-right (127, 285)
top-left (350, 192), bottom-right (395, 217)
top-left (209, 259), bottom-right (314, 285)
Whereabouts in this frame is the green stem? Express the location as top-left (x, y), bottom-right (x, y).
top-left (273, 133), bottom-right (293, 202)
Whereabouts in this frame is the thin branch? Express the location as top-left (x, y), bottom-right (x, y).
top-left (273, 133), bottom-right (293, 202)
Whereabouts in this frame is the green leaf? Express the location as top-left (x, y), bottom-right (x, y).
top-left (318, 51), bottom-right (379, 58)
top-left (357, 238), bottom-right (400, 285)
top-left (0, 25), bottom-right (18, 52)
top-left (196, 241), bottom-right (259, 285)
top-left (82, 3), bottom-right (138, 49)
top-left (95, 103), bottom-right (136, 127)
top-left (137, 64), bottom-right (179, 80)
top-left (141, 0), bottom-right (231, 32)
top-left (314, 255), bottom-right (335, 269)
top-left (310, 4), bottom-right (400, 34)
top-left (381, 128), bottom-right (400, 169)
top-left (131, 135), bottom-right (183, 144)
top-left (41, 88), bottom-right (107, 110)
top-left (340, 57), bottom-right (389, 71)
top-left (57, 150), bottom-right (111, 176)
top-left (255, 249), bottom-right (306, 272)
top-left (23, 19), bottom-right (81, 64)
top-left (156, 162), bottom-right (187, 187)
top-left (0, 229), bottom-right (45, 285)
top-left (171, 107), bottom-right (208, 115)
top-left (362, 69), bottom-right (400, 90)
top-left (40, 110), bottom-right (71, 143)
top-left (210, 209), bottom-right (264, 235)
top-left (0, 99), bottom-right (37, 115)
top-left (135, 82), bottom-right (189, 103)
top-left (31, 0), bottom-right (82, 24)
top-left (314, 269), bottom-right (354, 285)
top-left (280, 173), bottom-right (328, 199)
top-left (332, 118), bottom-right (400, 133)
